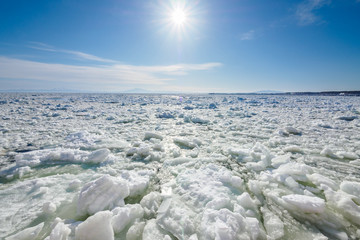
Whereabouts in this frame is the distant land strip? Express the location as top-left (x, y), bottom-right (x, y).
top-left (209, 91), bottom-right (360, 96)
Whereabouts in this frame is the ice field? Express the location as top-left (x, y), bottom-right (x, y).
top-left (1, 93), bottom-right (360, 240)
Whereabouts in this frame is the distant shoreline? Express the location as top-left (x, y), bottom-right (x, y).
top-left (209, 91), bottom-right (360, 96)
top-left (0, 90), bottom-right (360, 96)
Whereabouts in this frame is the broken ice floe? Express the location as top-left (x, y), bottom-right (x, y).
top-left (1, 93), bottom-right (360, 240)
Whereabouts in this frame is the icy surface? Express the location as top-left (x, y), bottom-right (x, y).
top-left (77, 175), bottom-right (129, 216)
top-left (1, 93), bottom-right (360, 239)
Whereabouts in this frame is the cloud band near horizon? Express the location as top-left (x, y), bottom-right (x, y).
top-left (0, 56), bottom-right (222, 90)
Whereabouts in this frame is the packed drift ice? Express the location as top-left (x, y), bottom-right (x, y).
top-left (1, 93), bottom-right (360, 240)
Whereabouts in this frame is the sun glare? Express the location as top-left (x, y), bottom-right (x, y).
top-left (171, 9), bottom-right (187, 25)
top-left (159, 2), bottom-right (198, 37)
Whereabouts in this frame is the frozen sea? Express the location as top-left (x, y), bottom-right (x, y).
top-left (1, 93), bottom-right (360, 240)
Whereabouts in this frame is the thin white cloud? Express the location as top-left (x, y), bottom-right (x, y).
top-left (28, 42), bottom-right (117, 63)
top-left (296, 0), bottom-right (330, 26)
top-left (240, 30), bottom-right (255, 41)
top-left (28, 42), bottom-right (57, 52)
top-left (0, 56), bottom-right (222, 87)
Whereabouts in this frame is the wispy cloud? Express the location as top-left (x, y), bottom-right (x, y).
top-left (296, 0), bottom-right (331, 26)
top-left (28, 42), bottom-right (117, 63)
top-left (0, 56), bottom-right (222, 89)
top-left (240, 30), bottom-right (255, 41)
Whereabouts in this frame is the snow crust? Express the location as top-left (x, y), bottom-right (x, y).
top-left (1, 93), bottom-right (360, 239)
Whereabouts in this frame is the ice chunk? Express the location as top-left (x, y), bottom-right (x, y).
top-left (126, 222), bottom-right (145, 240)
top-left (280, 126), bottom-right (302, 136)
top-left (126, 144), bottom-right (163, 161)
top-left (308, 173), bottom-right (338, 190)
top-left (237, 192), bottom-right (257, 211)
top-left (144, 132), bottom-right (163, 141)
top-left (209, 103), bottom-right (217, 109)
top-left (184, 115), bottom-right (210, 124)
top-left (336, 151), bottom-right (358, 160)
top-left (325, 188), bottom-right (360, 226)
top-left (15, 148), bottom-right (111, 167)
top-left (119, 171), bottom-right (151, 197)
top-left (5, 222), bottom-right (44, 240)
top-left (190, 117), bottom-right (209, 124)
top-left (156, 198), bottom-right (196, 239)
top-left (46, 222), bottom-right (71, 240)
top-left (173, 138), bottom-right (197, 149)
top-left (86, 148), bottom-right (110, 163)
top-left (271, 155), bottom-right (290, 168)
top-left (285, 126), bottom-right (301, 135)
top-left (42, 202), bottom-right (57, 214)
top-left (142, 219), bottom-right (170, 240)
top-left (282, 194), bottom-right (325, 213)
top-left (183, 105), bottom-right (194, 110)
top-left (228, 148), bottom-right (249, 161)
top-left (77, 175), bottom-right (129, 216)
top-left (75, 211), bottom-right (114, 240)
top-left (174, 164), bottom-right (238, 210)
top-left (230, 176), bottom-right (243, 189)
top-left (163, 157), bottom-right (193, 166)
top-left (320, 147), bottom-right (338, 159)
top-left (336, 116), bottom-right (358, 121)
top-left (274, 162), bottom-right (312, 178)
top-left (246, 161), bottom-right (267, 171)
top-left (245, 217), bottom-right (261, 240)
top-left (106, 116), bottom-right (116, 121)
top-left (262, 207), bottom-right (284, 239)
top-left (111, 204), bottom-right (144, 234)
top-left (16, 166), bottom-right (32, 179)
top-left (157, 112), bottom-right (175, 119)
top-left (200, 208), bottom-right (248, 240)
top-left (337, 194), bottom-right (360, 225)
top-left (140, 192), bottom-right (163, 218)
top-left (340, 181), bottom-right (360, 198)
top-left (188, 234), bottom-right (198, 240)
top-left (283, 145), bottom-right (303, 153)
top-left (205, 196), bottom-right (230, 210)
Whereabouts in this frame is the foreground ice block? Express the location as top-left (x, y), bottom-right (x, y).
top-left (45, 221), bottom-right (71, 240)
top-left (111, 204), bottom-right (144, 234)
top-left (75, 211), bottom-right (114, 240)
top-left (77, 175), bottom-right (129, 216)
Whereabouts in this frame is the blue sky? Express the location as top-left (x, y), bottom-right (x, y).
top-left (0, 0), bottom-right (360, 92)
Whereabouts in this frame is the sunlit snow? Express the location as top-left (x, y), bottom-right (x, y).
top-left (1, 93), bottom-right (360, 240)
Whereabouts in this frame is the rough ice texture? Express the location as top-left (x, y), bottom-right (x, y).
top-left (262, 207), bottom-right (284, 239)
top-left (86, 148), bottom-right (110, 163)
top-left (118, 170), bottom-right (152, 197)
top-left (75, 211), bottom-right (114, 240)
top-left (14, 148), bottom-right (110, 167)
top-left (1, 93), bottom-right (360, 240)
top-left (282, 194), bottom-right (325, 213)
top-left (340, 181), bottom-right (360, 197)
top-left (144, 132), bottom-right (163, 141)
top-left (5, 222), bottom-right (44, 240)
top-left (140, 192), bottom-right (163, 218)
top-left (45, 221), bottom-right (71, 240)
top-left (77, 175), bottom-right (129, 216)
top-left (111, 204), bottom-right (144, 234)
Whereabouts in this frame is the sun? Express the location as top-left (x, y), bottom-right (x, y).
top-left (171, 9), bottom-right (187, 25)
